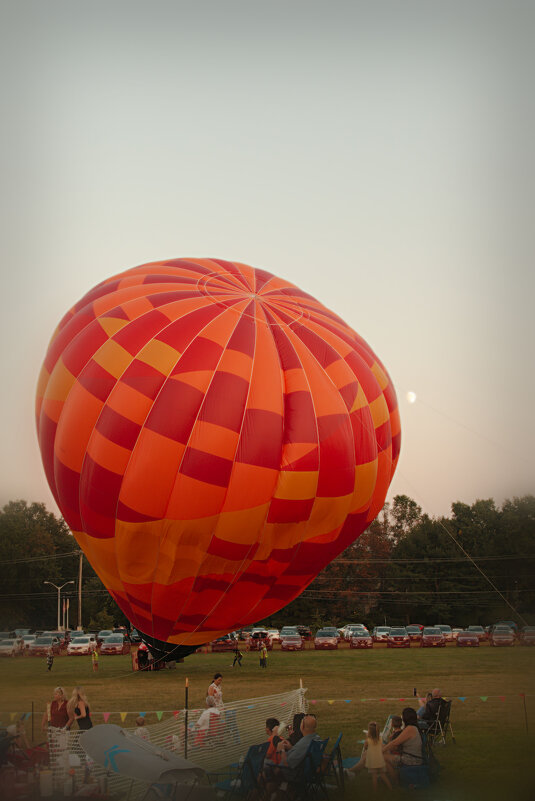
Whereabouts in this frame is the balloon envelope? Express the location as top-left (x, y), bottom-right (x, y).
top-left (36, 258), bottom-right (400, 652)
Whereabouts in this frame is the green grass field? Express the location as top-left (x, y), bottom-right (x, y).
top-left (1, 642), bottom-right (534, 800)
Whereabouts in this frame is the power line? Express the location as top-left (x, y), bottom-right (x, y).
top-left (0, 550), bottom-right (80, 565)
top-left (302, 588), bottom-right (533, 596)
top-left (332, 554), bottom-right (535, 564)
top-left (313, 574), bottom-right (529, 582)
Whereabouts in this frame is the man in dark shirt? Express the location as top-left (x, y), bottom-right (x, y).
top-left (422, 688), bottom-right (445, 722)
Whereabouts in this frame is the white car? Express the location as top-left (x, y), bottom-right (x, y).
top-left (266, 629), bottom-right (280, 644)
top-left (21, 635), bottom-right (36, 650)
top-left (67, 636), bottom-right (96, 655)
top-left (0, 638), bottom-right (23, 657)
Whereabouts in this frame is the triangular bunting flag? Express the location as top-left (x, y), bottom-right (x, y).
top-left (10, 713), bottom-right (16, 722)
top-left (156, 711), bottom-right (163, 721)
top-left (379, 698), bottom-right (385, 702)
top-left (120, 712), bottom-right (128, 722)
top-left (25, 712), bottom-right (31, 720)
top-left (499, 697), bottom-right (505, 702)
top-left (458, 697), bottom-right (466, 702)
top-left (139, 712), bottom-right (146, 718)
top-left (360, 699), bottom-right (366, 702)
top-left (102, 713), bottom-right (110, 723)
top-left (310, 700), bottom-right (317, 704)
top-left (480, 696), bottom-right (488, 702)
top-left (344, 700), bottom-right (351, 703)
top-left (328, 701), bottom-right (334, 705)
top-left (173, 711), bottom-right (180, 718)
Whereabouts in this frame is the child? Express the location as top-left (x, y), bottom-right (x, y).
top-left (346, 721), bottom-right (392, 792)
top-left (389, 715), bottom-right (403, 754)
top-left (231, 647), bottom-right (243, 668)
top-left (46, 647), bottom-right (54, 671)
top-left (92, 649), bottom-right (99, 672)
top-left (260, 642), bottom-right (268, 668)
top-left (134, 716), bottom-right (151, 741)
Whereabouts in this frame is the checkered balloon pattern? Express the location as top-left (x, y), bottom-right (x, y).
top-left (36, 259), bottom-right (400, 646)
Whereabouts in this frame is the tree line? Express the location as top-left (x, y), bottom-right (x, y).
top-left (0, 494), bottom-right (533, 632)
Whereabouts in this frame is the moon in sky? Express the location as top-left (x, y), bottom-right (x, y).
top-left (406, 391), bottom-right (417, 404)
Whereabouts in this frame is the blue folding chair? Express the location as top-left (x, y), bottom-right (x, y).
top-left (209, 741), bottom-right (269, 800)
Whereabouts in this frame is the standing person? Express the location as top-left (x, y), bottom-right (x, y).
top-left (92, 649), bottom-right (99, 672)
top-left (46, 647), bottom-right (54, 672)
top-left (68, 687), bottom-right (93, 730)
top-left (232, 647), bottom-right (243, 668)
top-left (41, 687), bottom-right (70, 733)
top-left (260, 642), bottom-right (268, 668)
top-left (347, 721), bottom-right (392, 791)
top-left (207, 673), bottom-right (224, 709)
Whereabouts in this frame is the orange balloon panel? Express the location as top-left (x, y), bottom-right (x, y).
top-left (36, 258), bottom-right (400, 648)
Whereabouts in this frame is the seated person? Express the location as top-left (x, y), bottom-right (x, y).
top-left (195, 697), bottom-right (221, 731)
top-left (417, 693), bottom-right (433, 719)
top-left (389, 715), bottom-right (403, 752)
top-left (278, 715), bottom-right (320, 775)
top-left (265, 715), bottom-right (320, 793)
top-left (265, 717), bottom-right (282, 764)
top-left (420, 688), bottom-right (445, 726)
top-left (382, 708), bottom-right (424, 778)
top-left (287, 712), bottom-right (306, 746)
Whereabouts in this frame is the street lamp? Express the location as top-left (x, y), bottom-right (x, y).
top-left (44, 580), bottom-right (75, 630)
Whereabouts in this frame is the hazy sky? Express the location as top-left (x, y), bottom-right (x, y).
top-left (1, 1), bottom-right (534, 519)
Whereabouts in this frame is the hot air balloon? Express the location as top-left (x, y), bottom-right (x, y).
top-left (36, 258), bottom-right (400, 659)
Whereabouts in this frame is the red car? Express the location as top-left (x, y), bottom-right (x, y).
top-left (466, 626), bottom-right (487, 641)
top-left (456, 630), bottom-right (479, 647)
top-left (29, 636), bottom-right (61, 656)
top-left (386, 628), bottom-right (410, 648)
top-left (99, 635), bottom-right (130, 655)
top-left (248, 631), bottom-right (273, 651)
top-left (420, 627), bottom-right (446, 648)
top-left (314, 630), bottom-right (338, 650)
top-left (490, 627), bottom-right (514, 647)
top-left (210, 636), bottom-right (238, 653)
top-left (349, 632), bottom-right (373, 649)
top-left (280, 635), bottom-right (304, 651)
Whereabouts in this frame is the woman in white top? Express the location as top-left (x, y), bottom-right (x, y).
top-left (207, 673), bottom-right (224, 709)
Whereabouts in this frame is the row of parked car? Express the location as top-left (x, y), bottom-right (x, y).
top-left (0, 627), bottom-right (140, 657)
top-left (209, 621), bottom-right (535, 652)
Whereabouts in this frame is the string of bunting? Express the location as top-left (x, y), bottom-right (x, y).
top-left (0, 698), bottom-right (295, 724)
top-left (308, 693), bottom-right (531, 704)
top-left (0, 696), bottom-right (530, 723)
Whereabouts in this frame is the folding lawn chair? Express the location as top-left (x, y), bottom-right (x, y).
top-left (321, 732), bottom-right (343, 792)
top-left (426, 699), bottom-right (455, 746)
top-left (285, 737), bottom-right (330, 801)
top-left (209, 741), bottom-right (269, 800)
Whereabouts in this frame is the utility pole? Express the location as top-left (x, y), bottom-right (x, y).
top-left (78, 552), bottom-right (83, 630)
top-left (44, 580), bottom-right (75, 630)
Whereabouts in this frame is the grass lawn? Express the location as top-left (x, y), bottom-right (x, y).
top-left (1, 642), bottom-right (534, 800)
